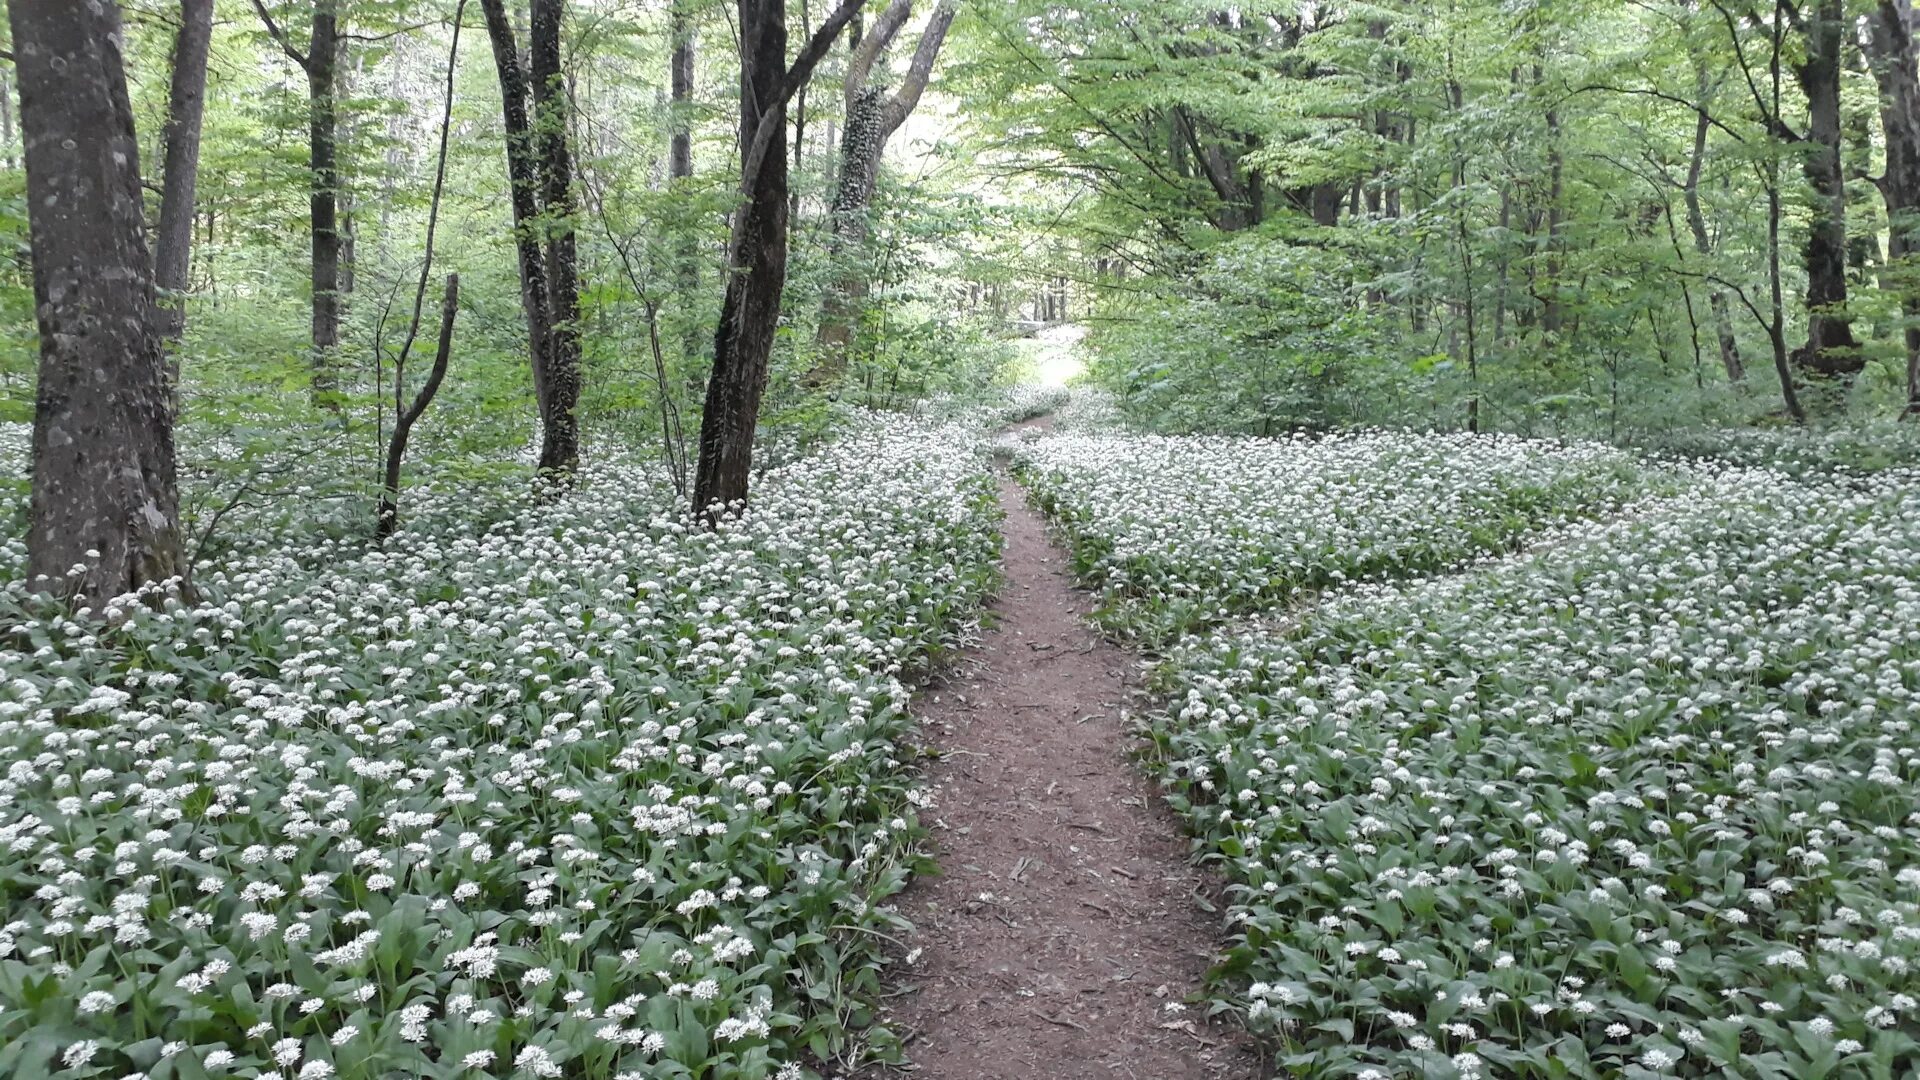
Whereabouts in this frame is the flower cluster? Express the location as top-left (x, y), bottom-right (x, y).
top-left (1151, 464), bottom-right (1920, 1076)
top-left (1011, 428), bottom-right (1661, 644)
top-left (0, 416), bottom-right (1000, 1079)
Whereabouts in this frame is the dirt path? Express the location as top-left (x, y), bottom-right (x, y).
top-left (867, 440), bottom-right (1262, 1079)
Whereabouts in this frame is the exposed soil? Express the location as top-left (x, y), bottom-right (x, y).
top-left (864, 425), bottom-right (1263, 1079)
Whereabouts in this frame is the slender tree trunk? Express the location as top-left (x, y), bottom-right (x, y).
top-left (670, 1), bottom-right (695, 182)
top-left (669, 0), bottom-right (700, 366)
top-left (530, 0), bottom-right (582, 475)
top-left (1869, 0), bottom-right (1920, 414)
top-left (480, 0), bottom-right (554, 420)
top-left (1680, 104), bottom-right (1745, 382)
top-left (12, 0), bottom-right (188, 605)
top-left (1542, 103), bottom-right (1565, 336)
top-left (0, 69), bottom-right (14, 169)
top-left (792, 0), bottom-right (811, 221)
top-left (154, 0), bottom-right (213, 352)
top-left (308, 0), bottom-right (342, 405)
top-left (379, 276), bottom-right (458, 538)
top-left (380, 5), bottom-right (464, 539)
top-left (1791, 0), bottom-right (1862, 391)
top-left (1764, 8), bottom-right (1807, 422)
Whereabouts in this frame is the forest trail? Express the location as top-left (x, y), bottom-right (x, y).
top-left (867, 419), bottom-right (1261, 1079)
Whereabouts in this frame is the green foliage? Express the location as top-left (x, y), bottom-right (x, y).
top-left (951, 0), bottom-right (1920, 435)
top-left (1088, 234), bottom-right (1400, 434)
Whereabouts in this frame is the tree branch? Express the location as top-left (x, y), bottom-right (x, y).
top-left (1673, 265), bottom-right (1771, 329)
top-left (248, 0), bottom-right (311, 69)
top-left (342, 22), bottom-right (434, 44)
top-left (1709, 0), bottom-right (1802, 141)
top-left (846, 0), bottom-right (911, 104)
top-left (881, 0), bottom-right (957, 135)
top-left (848, 0), bottom-right (913, 104)
top-left (782, 0), bottom-right (869, 105)
top-left (738, 0), bottom-right (868, 191)
top-left (1569, 84), bottom-right (1747, 143)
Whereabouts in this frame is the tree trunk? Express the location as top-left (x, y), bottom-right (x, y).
top-left (809, 0), bottom-right (955, 386)
top-left (695, 0), bottom-right (865, 517)
top-left (1869, 0), bottom-right (1920, 414)
top-left (480, 0), bottom-right (554, 422)
top-left (670, 1), bottom-right (695, 182)
top-left (154, 0), bottom-right (213, 352)
top-left (12, 0), bottom-right (188, 605)
top-left (1791, 0), bottom-right (1862, 391)
top-left (697, 0), bottom-right (795, 518)
top-left (530, 0), bottom-right (582, 475)
top-left (814, 85), bottom-right (886, 369)
top-left (380, 4), bottom-right (464, 539)
top-left (669, 0), bottom-right (700, 366)
top-left (0, 69), bottom-right (14, 169)
top-left (308, 0), bottom-right (342, 406)
top-left (792, 0), bottom-right (812, 221)
top-left (1541, 101), bottom-right (1566, 336)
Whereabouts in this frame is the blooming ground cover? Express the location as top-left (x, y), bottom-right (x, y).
top-left (912, 384), bottom-right (1067, 429)
top-left (1626, 423), bottom-right (1920, 478)
top-left (0, 417), bottom-right (999, 1079)
top-left (1146, 465), bottom-right (1920, 1077)
top-left (1010, 429), bottom-right (1662, 644)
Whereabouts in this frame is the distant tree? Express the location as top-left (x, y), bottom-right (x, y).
top-left (11, 0), bottom-right (188, 605)
top-left (250, 0), bottom-right (347, 407)
top-left (479, 0), bottom-right (583, 475)
top-left (154, 0), bottom-right (215, 354)
top-left (669, 0), bottom-right (701, 366)
top-left (693, 0), bottom-right (867, 519)
top-left (809, 0), bottom-right (957, 387)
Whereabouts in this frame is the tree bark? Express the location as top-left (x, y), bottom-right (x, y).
top-left (480, 0), bottom-right (554, 421)
top-left (670, 0), bottom-right (695, 182)
top-left (481, 0), bottom-right (581, 475)
top-left (154, 0), bottom-right (214, 352)
top-left (1791, 0), bottom-right (1862, 391)
top-left (530, 0), bottom-right (582, 475)
top-left (669, 0), bottom-right (700, 366)
top-left (308, 1), bottom-right (342, 404)
top-left (1766, 6), bottom-right (1807, 422)
top-left (1541, 99), bottom-right (1566, 336)
top-left (695, 0), bottom-right (866, 518)
top-left (1868, 0), bottom-right (1920, 414)
top-left (808, 0), bottom-right (955, 386)
top-left (250, 0), bottom-right (343, 405)
top-left (12, 0), bottom-right (188, 605)
top-left (0, 69), bottom-right (14, 170)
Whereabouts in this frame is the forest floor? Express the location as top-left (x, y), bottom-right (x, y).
top-left (865, 415), bottom-right (1262, 1079)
